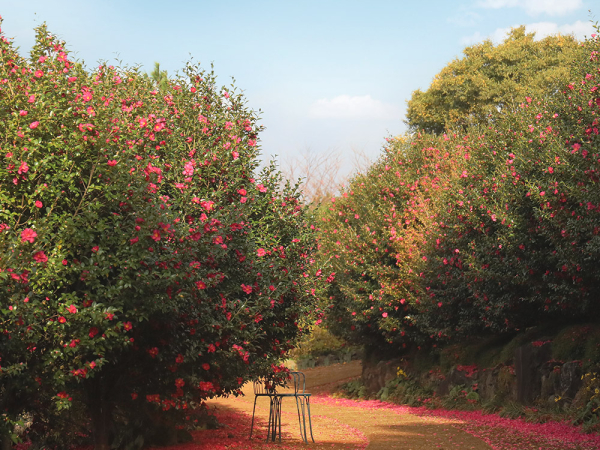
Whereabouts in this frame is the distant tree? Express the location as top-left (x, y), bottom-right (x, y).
top-left (406, 27), bottom-right (582, 134)
top-left (149, 61), bottom-right (169, 91)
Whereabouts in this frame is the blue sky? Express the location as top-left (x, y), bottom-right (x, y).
top-left (0, 0), bottom-right (596, 174)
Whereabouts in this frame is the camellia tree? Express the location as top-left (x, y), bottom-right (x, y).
top-left (0, 20), bottom-right (315, 449)
top-left (319, 27), bottom-right (600, 356)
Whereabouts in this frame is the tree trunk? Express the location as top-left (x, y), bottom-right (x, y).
top-left (86, 377), bottom-right (113, 450)
top-left (89, 402), bottom-right (111, 450)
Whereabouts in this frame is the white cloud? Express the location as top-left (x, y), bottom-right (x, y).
top-left (448, 9), bottom-right (482, 27)
top-left (308, 95), bottom-right (401, 120)
top-left (477, 0), bottom-right (583, 16)
top-left (461, 20), bottom-right (595, 45)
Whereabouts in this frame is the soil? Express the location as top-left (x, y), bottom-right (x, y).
top-left (207, 361), bottom-right (492, 449)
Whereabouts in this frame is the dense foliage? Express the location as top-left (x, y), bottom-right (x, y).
top-left (0, 20), bottom-right (315, 449)
top-left (319, 29), bottom-right (600, 353)
top-left (406, 27), bottom-right (581, 134)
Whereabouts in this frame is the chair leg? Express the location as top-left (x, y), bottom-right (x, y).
top-left (294, 396), bottom-right (306, 443)
top-left (267, 397), bottom-right (275, 442)
top-left (306, 397), bottom-right (315, 443)
top-left (249, 396), bottom-right (259, 439)
top-left (277, 397), bottom-right (283, 443)
top-left (266, 396), bottom-right (283, 442)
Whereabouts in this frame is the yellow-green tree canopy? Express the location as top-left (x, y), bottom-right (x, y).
top-left (406, 27), bottom-right (582, 134)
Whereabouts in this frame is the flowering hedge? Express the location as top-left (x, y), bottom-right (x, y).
top-left (0, 20), bottom-right (315, 448)
top-left (318, 30), bottom-right (600, 353)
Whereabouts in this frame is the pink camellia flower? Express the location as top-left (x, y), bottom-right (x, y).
top-left (35, 200), bottom-right (43, 208)
top-left (33, 251), bottom-right (48, 263)
top-left (257, 248), bottom-right (266, 257)
top-left (238, 188), bottom-right (247, 196)
top-left (62, 259), bottom-right (68, 265)
top-left (107, 160), bottom-right (117, 166)
top-left (130, 236), bottom-right (139, 244)
top-left (232, 150), bottom-right (239, 160)
top-left (196, 281), bottom-right (206, 290)
top-left (241, 284), bottom-right (252, 294)
top-left (28, 95), bottom-right (35, 103)
top-left (19, 110), bottom-right (27, 116)
top-left (201, 201), bottom-right (214, 211)
top-left (257, 184), bottom-right (267, 193)
top-left (248, 139), bottom-right (256, 147)
top-left (29, 121), bottom-right (39, 129)
top-left (18, 161), bottom-right (29, 174)
top-left (123, 321), bottom-right (132, 331)
top-left (382, 312), bottom-right (388, 318)
top-left (21, 228), bottom-right (37, 243)
top-left (240, 197), bottom-right (247, 203)
top-left (34, 70), bottom-right (43, 78)
top-left (68, 305), bottom-right (77, 314)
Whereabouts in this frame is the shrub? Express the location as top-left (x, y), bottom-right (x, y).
top-left (0, 19), bottom-right (315, 449)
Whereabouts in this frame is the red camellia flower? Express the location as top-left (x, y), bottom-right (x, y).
top-left (148, 347), bottom-right (159, 358)
top-left (130, 236), bottom-right (139, 244)
top-left (176, 354), bottom-right (184, 363)
top-left (195, 281), bottom-right (206, 290)
top-left (91, 246), bottom-right (99, 253)
top-left (123, 321), bottom-right (132, 331)
top-left (241, 284), bottom-right (252, 294)
top-left (198, 381), bottom-right (214, 392)
top-left (21, 228), bottom-right (37, 244)
top-left (202, 363), bottom-right (210, 370)
top-left (68, 305), bottom-right (77, 314)
top-left (175, 378), bottom-right (185, 388)
top-left (257, 248), bottom-right (266, 257)
top-left (58, 316), bottom-right (67, 324)
top-left (89, 327), bottom-right (99, 338)
top-left (33, 251), bottom-right (48, 263)
top-left (18, 161), bottom-right (29, 174)
top-left (29, 121), bottom-right (39, 129)
top-left (35, 200), bottom-right (43, 208)
top-left (107, 160), bottom-right (117, 166)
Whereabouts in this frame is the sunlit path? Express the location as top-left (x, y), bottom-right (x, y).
top-left (208, 362), bottom-right (491, 450)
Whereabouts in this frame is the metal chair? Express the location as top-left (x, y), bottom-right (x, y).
top-left (249, 371), bottom-right (315, 443)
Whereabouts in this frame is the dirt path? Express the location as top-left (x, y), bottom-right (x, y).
top-left (208, 361), bottom-right (491, 449)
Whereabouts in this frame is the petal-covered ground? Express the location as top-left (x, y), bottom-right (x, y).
top-left (162, 361), bottom-right (600, 450)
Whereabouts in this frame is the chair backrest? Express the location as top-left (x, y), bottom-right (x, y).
top-left (290, 371), bottom-right (307, 394)
top-left (253, 378), bottom-right (277, 395)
